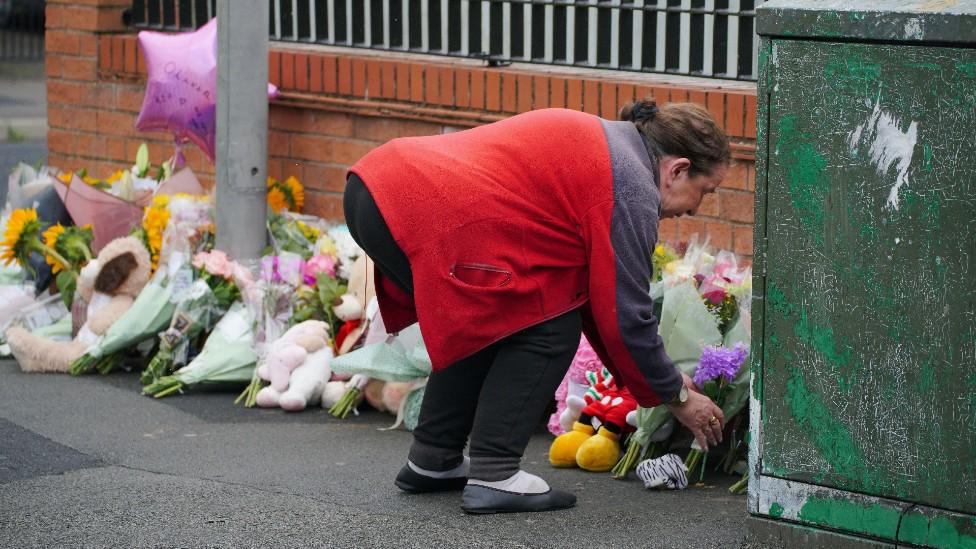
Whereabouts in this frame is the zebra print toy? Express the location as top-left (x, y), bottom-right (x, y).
top-left (636, 453), bottom-right (689, 490)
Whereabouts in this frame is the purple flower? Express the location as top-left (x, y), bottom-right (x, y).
top-left (693, 343), bottom-right (749, 387)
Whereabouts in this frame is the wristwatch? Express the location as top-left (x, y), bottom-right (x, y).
top-left (668, 384), bottom-right (689, 406)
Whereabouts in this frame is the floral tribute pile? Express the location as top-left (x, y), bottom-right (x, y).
top-left (0, 148), bottom-right (373, 413)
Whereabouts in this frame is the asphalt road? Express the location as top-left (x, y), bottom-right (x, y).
top-left (0, 358), bottom-right (763, 548)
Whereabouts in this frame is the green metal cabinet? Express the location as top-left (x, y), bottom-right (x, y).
top-left (750, 2), bottom-right (976, 547)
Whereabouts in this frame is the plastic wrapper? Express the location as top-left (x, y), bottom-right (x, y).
top-left (144, 301), bottom-right (257, 397)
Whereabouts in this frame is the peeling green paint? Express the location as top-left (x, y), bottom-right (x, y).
top-left (752, 353), bottom-right (763, 400)
top-left (769, 502), bottom-right (785, 518)
top-left (917, 360), bottom-right (935, 393)
top-left (760, 36), bottom-right (976, 522)
top-left (767, 281), bottom-right (860, 390)
top-left (776, 116), bottom-right (828, 245)
top-left (908, 61), bottom-right (941, 72)
top-left (785, 367), bottom-right (874, 488)
top-left (766, 280), bottom-right (796, 317)
top-left (823, 56), bottom-right (882, 96)
top-left (899, 511), bottom-right (931, 545)
top-left (793, 309), bottom-right (853, 369)
top-left (923, 143), bottom-right (934, 172)
top-left (956, 61), bottom-right (976, 79)
top-left (898, 510), bottom-right (976, 548)
top-left (928, 516), bottom-right (976, 549)
top-left (797, 497), bottom-right (900, 539)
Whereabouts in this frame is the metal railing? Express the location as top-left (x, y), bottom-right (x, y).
top-left (1, 1), bottom-right (46, 62)
top-left (130, 0), bottom-right (761, 80)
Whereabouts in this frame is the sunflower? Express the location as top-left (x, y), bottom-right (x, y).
top-left (282, 175), bottom-right (305, 211)
top-left (57, 172), bottom-right (74, 185)
top-left (42, 224), bottom-right (68, 274)
top-left (142, 194), bottom-right (171, 270)
top-left (267, 186), bottom-right (289, 213)
top-left (266, 175), bottom-right (305, 213)
top-left (52, 224), bottom-right (94, 269)
top-left (1, 208), bottom-right (69, 272)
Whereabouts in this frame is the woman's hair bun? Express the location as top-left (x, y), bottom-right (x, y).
top-left (620, 100), bottom-right (659, 123)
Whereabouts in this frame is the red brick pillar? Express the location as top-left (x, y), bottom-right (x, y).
top-left (45, 0), bottom-right (129, 174)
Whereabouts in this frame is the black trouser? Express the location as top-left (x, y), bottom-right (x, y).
top-left (344, 174), bottom-right (582, 482)
top-left (344, 173), bottom-right (414, 294)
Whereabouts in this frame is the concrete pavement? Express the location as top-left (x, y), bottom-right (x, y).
top-left (0, 358), bottom-right (763, 548)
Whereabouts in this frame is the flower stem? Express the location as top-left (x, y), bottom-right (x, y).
top-left (35, 242), bottom-right (70, 271)
top-left (69, 353), bottom-right (97, 376)
top-left (729, 472), bottom-right (749, 494)
top-left (611, 439), bottom-right (641, 479)
top-left (71, 241), bottom-right (93, 262)
top-left (329, 387), bottom-right (361, 419)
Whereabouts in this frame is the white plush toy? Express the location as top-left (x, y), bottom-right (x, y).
top-left (332, 255), bottom-right (376, 355)
top-left (255, 320), bottom-right (332, 412)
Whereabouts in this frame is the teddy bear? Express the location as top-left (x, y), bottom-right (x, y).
top-left (254, 319), bottom-right (332, 412)
top-left (5, 236), bottom-right (151, 373)
top-left (332, 254), bottom-right (376, 356)
top-left (549, 366), bottom-right (639, 472)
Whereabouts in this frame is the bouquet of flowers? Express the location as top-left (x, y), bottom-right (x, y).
top-left (0, 208), bottom-right (94, 308)
top-left (683, 343), bottom-right (749, 481)
top-left (611, 237), bottom-right (752, 481)
top-left (143, 301), bottom-right (257, 398)
top-left (69, 195), bottom-right (213, 375)
top-left (267, 212), bottom-right (323, 259)
top-left (328, 323), bottom-right (431, 430)
top-left (234, 262), bottom-right (298, 407)
top-left (140, 250), bottom-right (253, 385)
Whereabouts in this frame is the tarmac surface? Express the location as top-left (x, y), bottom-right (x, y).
top-left (0, 358), bottom-right (760, 548)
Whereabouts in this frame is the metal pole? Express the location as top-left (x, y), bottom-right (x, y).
top-left (215, 0), bottom-right (268, 260)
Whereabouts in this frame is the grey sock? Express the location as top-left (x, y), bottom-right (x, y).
top-left (408, 456), bottom-right (470, 478)
top-left (468, 455), bottom-right (522, 482)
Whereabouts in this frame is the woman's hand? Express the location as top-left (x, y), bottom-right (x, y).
top-left (666, 388), bottom-right (724, 450)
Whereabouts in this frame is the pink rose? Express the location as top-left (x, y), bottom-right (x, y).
top-left (193, 250), bottom-right (234, 279)
top-left (303, 255), bottom-right (337, 285)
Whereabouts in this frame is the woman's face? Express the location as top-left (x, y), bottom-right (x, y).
top-left (658, 156), bottom-right (727, 219)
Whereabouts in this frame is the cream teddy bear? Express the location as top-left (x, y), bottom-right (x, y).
top-left (332, 255), bottom-right (376, 355)
top-left (5, 236), bottom-right (151, 373)
top-left (255, 320), bottom-right (332, 412)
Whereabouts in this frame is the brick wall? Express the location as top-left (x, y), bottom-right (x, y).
top-left (45, 0), bottom-right (757, 258)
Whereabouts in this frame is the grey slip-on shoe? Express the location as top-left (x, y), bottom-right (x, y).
top-left (395, 465), bottom-right (468, 493)
top-left (460, 484), bottom-right (577, 514)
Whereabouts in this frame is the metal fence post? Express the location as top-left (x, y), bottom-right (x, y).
top-left (215, 0), bottom-right (268, 260)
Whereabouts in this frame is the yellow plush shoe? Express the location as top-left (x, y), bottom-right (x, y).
top-left (549, 422), bottom-right (595, 468)
top-left (576, 427), bottom-right (621, 472)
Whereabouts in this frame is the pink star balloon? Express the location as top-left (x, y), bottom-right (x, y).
top-left (135, 18), bottom-right (279, 164)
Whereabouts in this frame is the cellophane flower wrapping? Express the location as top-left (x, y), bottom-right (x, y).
top-left (615, 235), bottom-right (753, 479)
top-left (144, 301), bottom-right (257, 397)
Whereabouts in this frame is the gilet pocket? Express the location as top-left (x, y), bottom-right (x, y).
top-left (450, 262), bottom-right (513, 288)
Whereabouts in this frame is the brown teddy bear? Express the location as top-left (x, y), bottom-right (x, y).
top-left (5, 236), bottom-right (151, 373)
